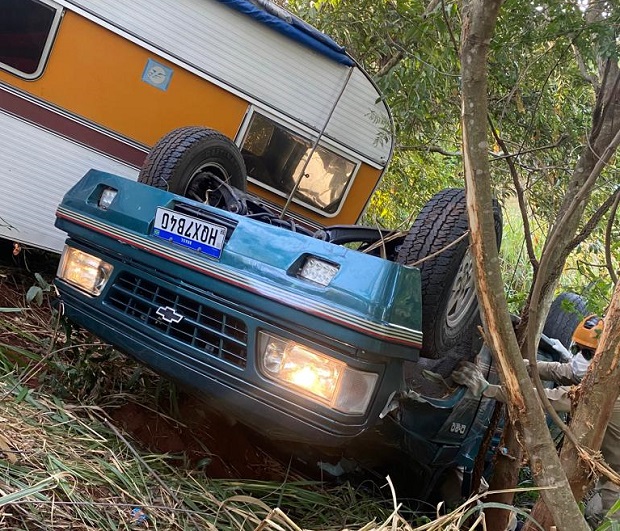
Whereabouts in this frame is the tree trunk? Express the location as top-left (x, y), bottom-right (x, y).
top-left (497, 60), bottom-right (620, 531)
top-left (524, 282), bottom-right (620, 530)
top-left (460, 1), bottom-right (591, 530)
top-left (485, 420), bottom-right (523, 530)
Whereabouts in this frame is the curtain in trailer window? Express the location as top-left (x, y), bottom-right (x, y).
top-left (0, 0), bottom-right (58, 77)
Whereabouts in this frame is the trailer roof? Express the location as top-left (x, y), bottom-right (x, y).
top-left (215, 0), bottom-right (355, 66)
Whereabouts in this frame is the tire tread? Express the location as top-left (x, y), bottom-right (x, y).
top-left (138, 127), bottom-right (247, 192)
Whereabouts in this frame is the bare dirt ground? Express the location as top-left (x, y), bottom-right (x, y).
top-left (106, 397), bottom-right (289, 480)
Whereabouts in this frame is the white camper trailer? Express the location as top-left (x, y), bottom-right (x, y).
top-left (0, 0), bottom-right (393, 252)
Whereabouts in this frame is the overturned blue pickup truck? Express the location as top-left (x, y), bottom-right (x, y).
top-left (53, 123), bottom-right (573, 500)
top-left (49, 0), bottom-right (574, 499)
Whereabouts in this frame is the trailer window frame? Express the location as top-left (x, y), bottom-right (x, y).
top-left (237, 108), bottom-right (361, 218)
top-left (0, 0), bottom-right (63, 80)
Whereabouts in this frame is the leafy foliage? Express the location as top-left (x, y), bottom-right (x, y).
top-left (287, 0), bottom-right (619, 308)
top-left (26, 273), bottom-right (52, 306)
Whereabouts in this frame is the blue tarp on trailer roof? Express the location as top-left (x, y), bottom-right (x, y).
top-left (214, 0), bottom-right (355, 66)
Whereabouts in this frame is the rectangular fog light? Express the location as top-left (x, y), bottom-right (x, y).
top-left (57, 246), bottom-right (113, 296)
top-left (298, 256), bottom-right (339, 286)
top-left (98, 187), bottom-right (118, 210)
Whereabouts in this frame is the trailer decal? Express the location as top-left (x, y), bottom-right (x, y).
top-left (142, 59), bottom-right (174, 91)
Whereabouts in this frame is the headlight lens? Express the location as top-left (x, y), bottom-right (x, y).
top-left (57, 246), bottom-right (113, 296)
top-left (298, 256), bottom-right (339, 286)
top-left (258, 331), bottom-right (378, 414)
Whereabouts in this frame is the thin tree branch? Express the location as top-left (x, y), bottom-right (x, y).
top-left (556, 131), bottom-right (620, 250)
top-left (407, 231), bottom-right (469, 267)
top-left (396, 144), bottom-right (462, 156)
top-left (383, 33), bottom-right (460, 78)
top-left (422, 0), bottom-right (441, 18)
top-left (527, 364), bottom-right (589, 460)
top-left (397, 138), bottom-right (565, 159)
top-left (441, 0), bottom-right (459, 57)
top-left (376, 50), bottom-right (404, 77)
top-left (490, 136), bottom-right (568, 160)
top-left (589, 60), bottom-right (612, 142)
top-left (569, 187), bottom-right (620, 249)
top-left (572, 43), bottom-right (600, 90)
top-left (488, 114), bottom-right (539, 270)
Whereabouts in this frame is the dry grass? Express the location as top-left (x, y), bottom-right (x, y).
top-left (0, 263), bottom-right (529, 530)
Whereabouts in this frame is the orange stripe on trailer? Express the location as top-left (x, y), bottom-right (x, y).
top-left (1, 11), bottom-right (249, 146)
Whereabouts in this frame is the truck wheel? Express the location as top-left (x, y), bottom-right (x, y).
top-left (396, 188), bottom-right (502, 360)
top-left (542, 292), bottom-right (588, 349)
top-left (138, 127), bottom-right (247, 202)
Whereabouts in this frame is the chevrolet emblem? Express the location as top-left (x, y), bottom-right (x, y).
top-left (156, 306), bottom-right (183, 324)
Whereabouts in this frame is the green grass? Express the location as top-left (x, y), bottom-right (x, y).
top-left (0, 344), bottom-right (398, 530)
top-left (0, 354), bottom-right (515, 530)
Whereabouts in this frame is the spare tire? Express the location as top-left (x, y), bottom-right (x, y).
top-left (138, 127), bottom-right (247, 202)
top-left (396, 188), bottom-right (502, 360)
top-left (542, 292), bottom-right (589, 349)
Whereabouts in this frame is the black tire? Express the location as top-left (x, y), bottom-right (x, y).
top-left (138, 127), bottom-right (247, 202)
top-left (396, 188), bottom-right (502, 360)
top-left (542, 292), bottom-right (589, 349)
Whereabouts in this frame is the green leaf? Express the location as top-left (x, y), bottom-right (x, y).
top-left (26, 286), bottom-right (43, 306)
top-left (0, 475), bottom-right (60, 506)
top-left (15, 387), bottom-right (29, 403)
top-left (34, 273), bottom-right (51, 291)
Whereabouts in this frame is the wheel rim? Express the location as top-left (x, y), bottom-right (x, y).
top-left (445, 249), bottom-right (477, 329)
top-left (183, 162), bottom-right (230, 203)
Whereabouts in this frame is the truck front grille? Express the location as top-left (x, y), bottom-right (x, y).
top-left (106, 273), bottom-right (248, 368)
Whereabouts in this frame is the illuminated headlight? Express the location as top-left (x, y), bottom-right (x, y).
top-left (298, 256), bottom-right (339, 286)
top-left (98, 187), bottom-right (118, 209)
top-left (258, 331), bottom-right (378, 414)
top-left (57, 246), bottom-right (113, 296)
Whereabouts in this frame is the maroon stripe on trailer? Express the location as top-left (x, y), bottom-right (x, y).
top-left (0, 85), bottom-right (147, 167)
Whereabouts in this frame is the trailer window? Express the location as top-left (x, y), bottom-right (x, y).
top-left (241, 113), bottom-right (357, 216)
top-left (0, 0), bottom-right (62, 79)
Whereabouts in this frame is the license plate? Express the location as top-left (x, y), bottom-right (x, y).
top-left (152, 207), bottom-right (227, 259)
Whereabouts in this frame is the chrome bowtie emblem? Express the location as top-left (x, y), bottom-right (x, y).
top-left (156, 306), bottom-right (183, 324)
